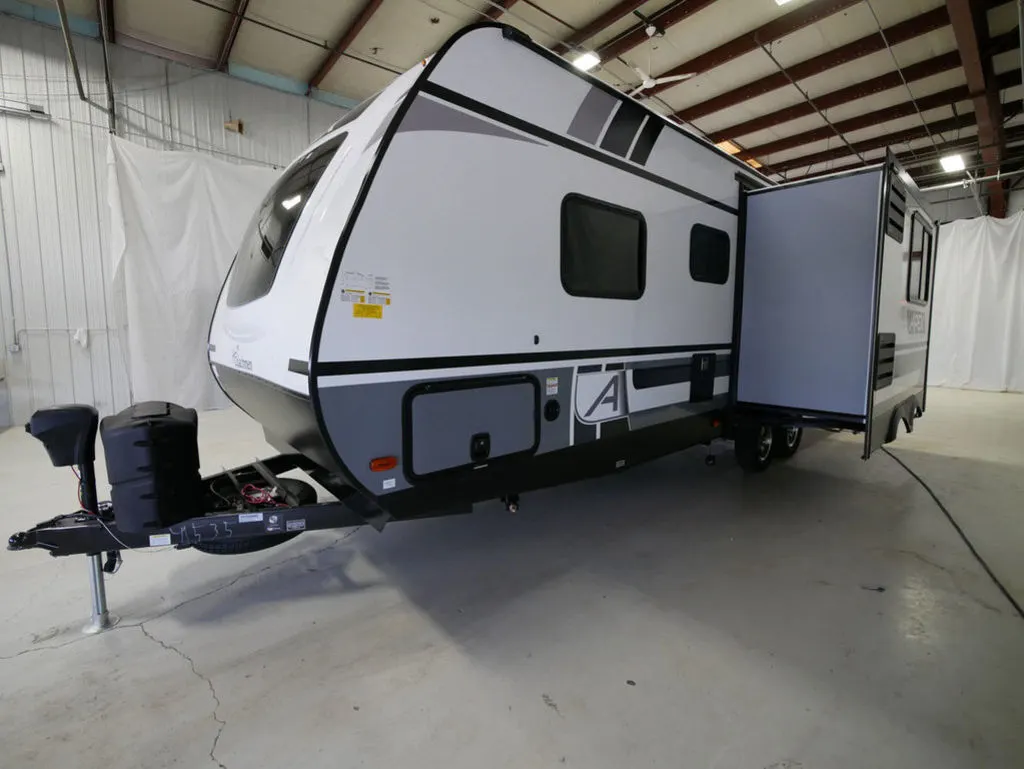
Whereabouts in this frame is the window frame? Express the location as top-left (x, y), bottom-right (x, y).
top-left (688, 223), bottom-right (731, 285)
top-left (906, 211), bottom-right (933, 305)
top-left (560, 193), bottom-right (647, 301)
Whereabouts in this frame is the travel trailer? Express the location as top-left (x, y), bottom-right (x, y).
top-left (11, 23), bottom-right (936, 572)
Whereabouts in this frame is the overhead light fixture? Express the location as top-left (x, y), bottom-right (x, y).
top-left (746, 158), bottom-right (763, 169)
top-left (940, 154), bottom-right (966, 173)
top-left (715, 140), bottom-right (742, 155)
top-left (774, 0), bottom-right (797, 5)
top-left (572, 52), bottom-right (601, 72)
top-left (281, 194), bottom-right (302, 210)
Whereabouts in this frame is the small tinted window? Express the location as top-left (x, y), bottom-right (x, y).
top-left (561, 194), bottom-right (645, 300)
top-left (907, 213), bottom-right (932, 304)
top-left (226, 132), bottom-right (346, 307)
top-left (689, 224), bottom-right (730, 284)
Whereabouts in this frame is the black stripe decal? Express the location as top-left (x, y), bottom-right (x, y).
top-left (601, 418), bottom-right (630, 438)
top-left (605, 362), bottom-right (625, 371)
top-left (578, 364), bottom-right (603, 373)
top-left (600, 101), bottom-right (646, 156)
top-left (629, 117), bottom-right (663, 165)
top-left (420, 83), bottom-right (739, 217)
top-left (633, 364), bottom-right (690, 390)
top-left (288, 359), bottom-right (309, 375)
top-left (574, 420), bottom-right (597, 444)
top-left (567, 85), bottom-right (619, 144)
top-left (315, 342), bottom-right (733, 377)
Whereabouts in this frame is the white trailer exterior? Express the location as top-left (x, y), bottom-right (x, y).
top-left (206, 23), bottom-right (936, 520)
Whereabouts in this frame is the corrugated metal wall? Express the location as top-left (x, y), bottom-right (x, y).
top-left (0, 15), bottom-right (341, 427)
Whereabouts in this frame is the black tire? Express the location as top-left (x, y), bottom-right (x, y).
top-left (771, 426), bottom-right (803, 459)
top-left (735, 423), bottom-right (774, 473)
top-left (193, 479), bottom-right (316, 556)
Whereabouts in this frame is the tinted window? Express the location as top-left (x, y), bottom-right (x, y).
top-left (689, 224), bottom-right (730, 284)
top-left (561, 194), bottom-right (645, 300)
top-left (907, 213), bottom-right (932, 304)
top-left (226, 133), bottom-right (347, 307)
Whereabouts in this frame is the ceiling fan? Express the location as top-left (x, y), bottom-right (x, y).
top-left (628, 66), bottom-right (695, 97)
top-left (626, 10), bottom-right (695, 98)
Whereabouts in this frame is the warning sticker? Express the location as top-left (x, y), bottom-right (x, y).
top-left (149, 533), bottom-right (171, 547)
top-left (340, 289), bottom-right (365, 303)
top-left (286, 518), bottom-right (306, 532)
top-left (546, 377), bottom-right (559, 396)
top-left (238, 512), bottom-right (264, 523)
top-left (340, 271), bottom-right (373, 292)
top-left (353, 303), bottom-right (383, 319)
top-left (368, 292), bottom-right (391, 306)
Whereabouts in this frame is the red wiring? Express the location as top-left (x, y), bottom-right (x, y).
top-left (240, 483), bottom-right (286, 507)
top-left (71, 466), bottom-right (95, 514)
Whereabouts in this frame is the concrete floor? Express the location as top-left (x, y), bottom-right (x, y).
top-left (1, 388), bottom-right (1021, 769)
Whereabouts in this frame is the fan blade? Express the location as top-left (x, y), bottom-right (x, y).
top-left (627, 85), bottom-right (646, 98)
top-left (632, 65), bottom-right (648, 80)
top-left (654, 73), bottom-right (696, 85)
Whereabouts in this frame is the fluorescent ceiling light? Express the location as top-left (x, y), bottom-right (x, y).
top-left (281, 194), bottom-right (302, 210)
top-left (716, 140), bottom-right (742, 155)
top-left (746, 158), bottom-right (763, 169)
top-left (572, 52), bottom-right (600, 72)
top-left (774, 0), bottom-right (797, 5)
top-left (940, 154), bottom-right (966, 173)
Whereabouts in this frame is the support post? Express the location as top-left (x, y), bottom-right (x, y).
top-left (83, 553), bottom-right (116, 634)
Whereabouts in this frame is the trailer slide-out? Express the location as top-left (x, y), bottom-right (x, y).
top-left (8, 24), bottom-right (936, 622)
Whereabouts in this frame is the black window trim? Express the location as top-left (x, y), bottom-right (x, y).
top-left (906, 211), bottom-right (933, 306)
top-left (560, 192), bottom-right (647, 301)
top-left (689, 222), bottom-right (731, 285)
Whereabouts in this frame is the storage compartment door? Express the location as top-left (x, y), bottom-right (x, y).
top-left (405, 376), bottom-right (539, 479)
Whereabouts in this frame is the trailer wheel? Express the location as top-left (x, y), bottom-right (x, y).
top-left (771, 426), bottom-right (803, 459)
top-left (735, 423), bottom-right (774, 473)
top-left (193, 479), bottom-right (316, 556)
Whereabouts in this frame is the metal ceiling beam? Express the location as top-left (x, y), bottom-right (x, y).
top-left (763, 99), bottom-right (1024, 175)
top-left (710, 52), bottom-right (961, 142)
top-left (742, 68), bottom-right (1022, 161)
top-left (309, 0), bottom-right (385, 91)
top-left (742, 84), bottom-right (972, 161)
top-left (675, 6), bottom-right (951, 122)
top-left (642, 0), bottom-right (863, 98)
top-left (55, 0), bottom-right (85, 101)
top-left (483, 0), bottom-right (517, 21)
top-left (100, 0), bottom-right (115, 43)
top-left (594, 0), bottom-right (722, 61)
top-left (215, 0), bottom-right (249, 71)
top-left (557, 0), bottom-right (652, 50)
top-left (710, 28), bottom-right (1019, 142)
top-left (97, 0), bottom-right (116, 132)
top-left (786, 125), bottom-right (1024, 181)
top-left (946, 0), bottom-right (1006, 216)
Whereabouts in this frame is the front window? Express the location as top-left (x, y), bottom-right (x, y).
top-left (226, 132), bottom-right (347, 307)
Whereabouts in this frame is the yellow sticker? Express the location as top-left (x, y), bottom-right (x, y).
top-left (353, 303), bottom-right (383, 319)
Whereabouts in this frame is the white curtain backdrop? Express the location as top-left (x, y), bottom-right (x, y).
top-left (107, 136), bottom-right (279, 410)
top-left (928, 212), bottom-right (1024, 392)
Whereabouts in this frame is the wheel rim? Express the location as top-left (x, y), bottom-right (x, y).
top-left (757, 426), bottom-right (773, 462)
top-left (785, 426), bottom-right (800, 448)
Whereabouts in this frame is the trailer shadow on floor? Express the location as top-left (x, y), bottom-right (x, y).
top-left (152, 430), bottom-right (1024, 765)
